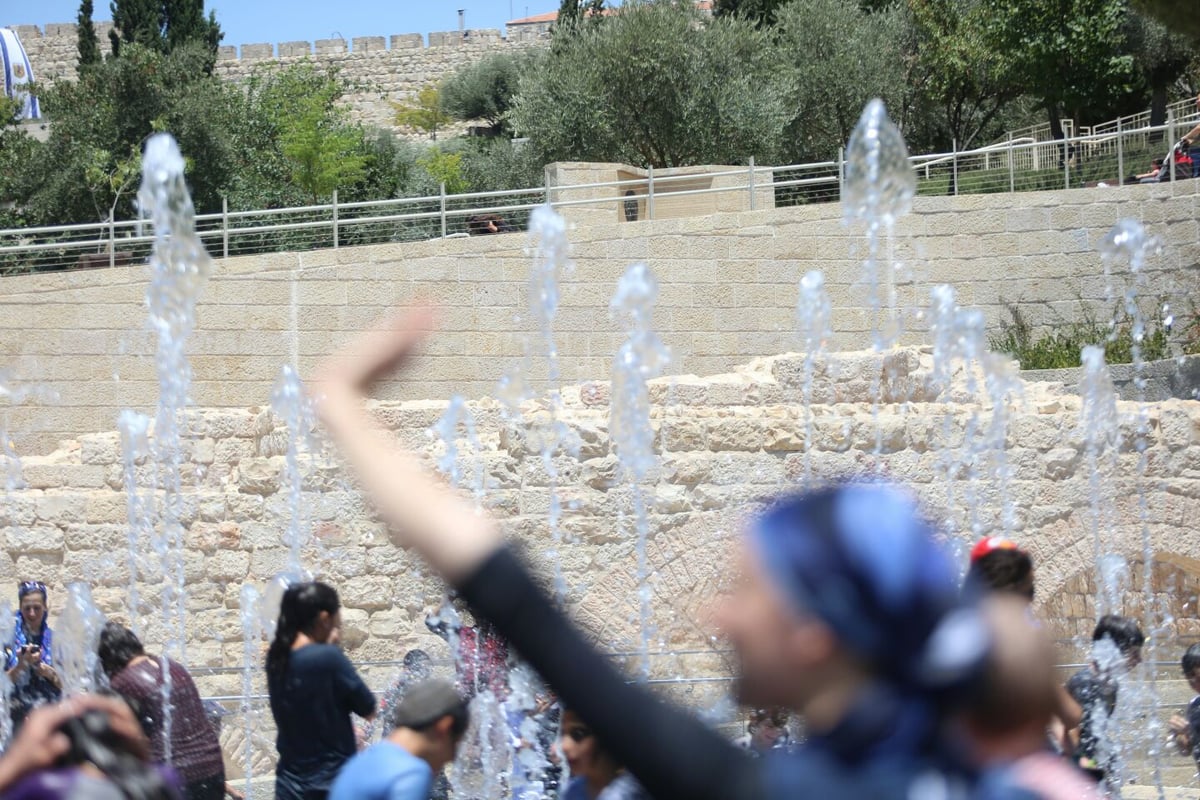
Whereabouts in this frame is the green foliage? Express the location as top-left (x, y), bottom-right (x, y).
top-left (256, 65), bottom-right (368, 202)
top-left (554, 0), bottom-right (606, 38)
top-left (989, 304), bottom-right (1170, 370)
top-left (905, 0), bottom-right (1024, 151)
top-left (418, 148), bottom-right (468, 195)
top-left (1132, 0), bottom-right (1200, 42)
top-left (512, 0), bottom-right (791, 168)
top-left (77, 0), bottom-right (102, 70)
top-left (393, 85), bottom-right (453, 141)
top-left (440, 53), bottom-right (527, 134)
top-left (108, 0), bottom-right (222, 71)
top-left (984, 0), bottom-right (1140, 128)
top-left (9, 43), bottom-right (237, 224)
top-left (712, 0), bottom-right (788, 26)
top-left (774, 0), bottom-right (909, 161)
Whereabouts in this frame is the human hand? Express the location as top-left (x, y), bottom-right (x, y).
top-left (1169, 714), bottom-right (1188, 734)
top-left (0, 695), bottom-right (149, 791)
top-left (312, 305), bottom-right (435, 403)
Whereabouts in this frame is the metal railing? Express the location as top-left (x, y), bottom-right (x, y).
top-left (1, 119), bottom-right (1195, 275)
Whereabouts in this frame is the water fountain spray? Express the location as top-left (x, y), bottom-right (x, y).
top-left (610, 262), bottom-right (669, 681)
top-left (270, 365), bottom-right (318, 575)
top-left (134, 132), bottom-right (212, 759)
top-left (843, 100), bottom-right (916, 467)
top-left (796, 271), bottom-right (832, 484)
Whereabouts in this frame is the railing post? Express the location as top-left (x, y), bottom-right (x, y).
top-left (221, 197), bottom-right (229, 259)
top-left (647, 166), bottom-right (655, 221)
top-left (952, 139), bottom-right (959, 196)
top-left (1007, 132), bottom-right (1015, 193)
top-left (108, 212), bottom-right (115, 270)
top-left (747, 156), bottom-right (756, 211)
top-left (1063, 132), bottom-right (1071, 190)
top-left (332, 189), bottom-right (339, 249)
top-left (1116, 117), bottom-right (1124, 186)
top-left (837, 146), bottom-right (845, 200)
top-left (1168, 110), bottom-right (1177, 184)
top-left (440, 182), bottom-right (447, 237)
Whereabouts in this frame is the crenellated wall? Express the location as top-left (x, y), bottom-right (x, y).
top-left (14, 21), bottom-right (544, 134)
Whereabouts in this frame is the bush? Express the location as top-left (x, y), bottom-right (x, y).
top-left (988, 304), bottom-right (1170, 370)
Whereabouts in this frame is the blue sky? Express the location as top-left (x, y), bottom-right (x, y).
top-left (14, 1), bottom-right (561, 45)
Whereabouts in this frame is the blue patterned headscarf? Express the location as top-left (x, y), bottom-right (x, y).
top-left (751, 483), bottom-right (988, 697)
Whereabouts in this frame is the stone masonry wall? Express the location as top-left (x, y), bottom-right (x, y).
top-left (5, 347), bottom-right (1200, 776)
top-left (1, 182), bottom-right (1198, 455)
top-left (14, 21), bottom-right (543, 134)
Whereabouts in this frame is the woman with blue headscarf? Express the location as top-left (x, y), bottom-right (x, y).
top-left (5, 581), bottom-right (62, 732)
top-left (304, 306), bottom-right (1006, 800)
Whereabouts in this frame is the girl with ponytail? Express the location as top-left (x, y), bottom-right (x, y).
top-left (266, 582), bottom-right (376, 800)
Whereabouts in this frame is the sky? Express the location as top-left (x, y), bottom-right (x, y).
top-left (13, 1), bottom-right (562, 46)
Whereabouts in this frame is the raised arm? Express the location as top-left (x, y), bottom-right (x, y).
top-left (310, 307), bottom-right (760, 800)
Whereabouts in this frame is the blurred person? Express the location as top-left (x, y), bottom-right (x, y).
top-left (559, 708), bottom-right (647, 800)
top-left (361, 649), bottom-right (435, 745)
top-left (305, 305), bottom-right (996, 800)
top-left (266, 582), bottom-right (376, 800)
top-left (425, 604), bottom-right (509, 700)
top-left (329, 680), bottom-right (468, 800)
top-left (964, 537), bottom-right (1082, 746)
top-left (734, 709), bottom-right (793, 757)
top-left (1167, 643), bottom-right (1200, 769)
top-left (964, 597), bottom-right (1101, 800)
top-left (97, 623), bottom-right (225, 800)
top-left (1066, 614), bottom-right (1145, 785)
top-left (0, 693), bottom-right (181, 800)
top-left (5, 581), bottom-right (62, 733)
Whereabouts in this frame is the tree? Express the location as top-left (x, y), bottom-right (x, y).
top-left (393, 85), bottom-right (453, 141)
top-left (986, 0), bottom-right (1138, 138)
top-left (417, 148), bottom-right (468, 195)
top-left (1133, 0), bottom-right (1200, 41)
top-left (109, 0), bottom-right (164, 56)
top-left (109, 0), bottom-right (222, 70)
top-left (440, 53), bottom-right (526, 135)
top-left (511, 0), bottom-right (792, 167)
top-left (774, 0), bottom-right (910, 160)
top-left (712, 0), bottom-right (787, 26)
top-left (1126, 9), bottom-right (1196, 127)
top-left (553, 0), bottom-right (606, 38)
top-left (77, 0), bottom-right (102, 71)
top-left (905, 0), bottom-right (1025, 151)
top-left (255, 64), bottom-right (369, 202)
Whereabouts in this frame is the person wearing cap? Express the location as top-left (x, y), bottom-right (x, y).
top-left (308, 306), bottom-right (998, 800)
top-left (328, 680), bottom-right (468, 800)
top-left (4, 581), bottom-right (61, 733)
top-left (963, 537), bottom-right (1083, 753)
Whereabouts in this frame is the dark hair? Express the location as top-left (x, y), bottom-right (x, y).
top-left (18, 580), bottom-right (47, 602)
top-left (265, 582), bottom-right (340, 680)
top-left (1092, 614), bottom-right (1145, 654)
top-left (98, 622), bottom-right (146, 678)
top-left (56, 704), bottom-right (179, 799)
top-left (965, 548), bottom-right (1034, 600)
top-left (403, 649), bottom-right (432, 678)
top-left (1182, 643), bottom-right (1200, 677)
top-left (748, 707), bottom-right (789, 730)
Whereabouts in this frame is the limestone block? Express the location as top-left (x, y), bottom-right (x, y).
top-left (352, 37), bottom-right (387, 53)
top-left (391, 34), bottom-right (423, 49)
top-left (315, 38), bottom-right (347, 54)
top-left (278, 41), bottom-right (311, 57)
top-left (240, 43), bottom-right (274, 59)
top-left (237, 460), bottom-right (279, 496)
top-left (6, 526), bottom-right (64, 553)
top-left (207, 550), bottom-right (250, 581)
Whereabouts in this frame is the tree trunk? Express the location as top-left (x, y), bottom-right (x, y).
top-left (1149, 83), bottom-right (1168, 144)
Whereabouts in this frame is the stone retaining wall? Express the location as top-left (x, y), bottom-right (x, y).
top-left (4, 347), bottom-right (1200, 772)
top-left (2, 183), bottom-right (1198, 455)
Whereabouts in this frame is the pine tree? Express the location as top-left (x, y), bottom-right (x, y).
top-left (109, 0), bottom-right (165, 57)
top-left (77, 0), bottom-right (102, 71)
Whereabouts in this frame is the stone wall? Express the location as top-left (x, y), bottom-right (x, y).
top-left (5, 346), bottom-right (1200, 775)
top-left (2, 182), bottom-right (1198, 455)
top-left (15, 21), bottom-right (543, 133)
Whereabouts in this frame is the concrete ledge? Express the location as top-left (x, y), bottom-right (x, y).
top-left (1022, 354), bottom-right (1200, 401)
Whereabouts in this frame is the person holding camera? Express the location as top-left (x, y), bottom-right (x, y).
top-left (5, 581), bottom-right (62, 732)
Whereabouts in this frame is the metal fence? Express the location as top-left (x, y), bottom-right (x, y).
top-left (1, 118), bottom-right (1196, 275)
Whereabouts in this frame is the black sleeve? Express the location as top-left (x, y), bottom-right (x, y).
top-left (333, 648), bottom-right (377, 718)
top-left (458, 547), bottom-right (762, 800)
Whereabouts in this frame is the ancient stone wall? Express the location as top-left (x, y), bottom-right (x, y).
top-left (1, 182), bottom-right (1198, 455)
top-left (15, 21), bottom-right (543, 134)
top-left (5, 347), bottom-right (1200, 776)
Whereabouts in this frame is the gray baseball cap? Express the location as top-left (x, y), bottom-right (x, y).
top-left (392, 679), bottom-right (467, 730)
